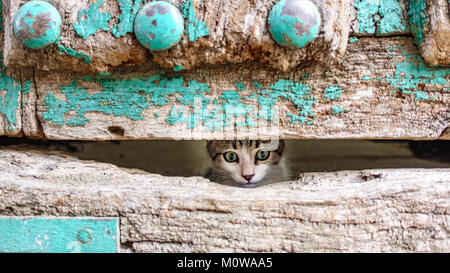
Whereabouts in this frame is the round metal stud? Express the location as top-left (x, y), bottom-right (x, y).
top-left (134, 1), bottom-right (185, 51)
top-left (268, 0), bottom-right (321, 49)
top-left (13, 1), bottom-right (62, 49)
top-left (76, 228), bottom-right (92, 244)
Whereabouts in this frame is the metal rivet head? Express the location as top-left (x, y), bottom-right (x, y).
top-left (13, 1), bottom-right (62, 49)
top-left (77, 229), bottom-right (92, 244)
top-left (134, 1), bottom-right (185, 51)
top-left (268, 0), bottom-right (321, 49)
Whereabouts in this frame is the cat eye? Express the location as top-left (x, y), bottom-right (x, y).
top-left (223, 151), bottom-right (238, 163)
top-left (256, 150), bottom-right (270, 161)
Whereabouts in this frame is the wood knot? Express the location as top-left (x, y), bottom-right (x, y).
top-left (358, 171), bottom-right (382, 182)
top-left (107, 126), bottom-right (125, 137)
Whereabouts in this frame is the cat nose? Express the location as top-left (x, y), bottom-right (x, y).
top-left (242, 174), bottom-right (254, 181)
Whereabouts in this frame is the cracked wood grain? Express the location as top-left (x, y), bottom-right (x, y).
top-left (0, 146), bottom-right (448, 252)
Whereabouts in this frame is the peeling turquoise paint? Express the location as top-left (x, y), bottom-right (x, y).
top-left (56, 39), bottom-right (92, 64)
top-left (22, 80), bottom-right (32, 95)
top-left (112, 0), bottom-right (144, 38)
top-left (235, 82), bottom-right (246, 91)
top-left (323, 85), bottom-right (344, 100)
top-left (44, 76), bottom-right (157, 126)
top-left (362, 75), bottom-right (372, 80)
top-left (43, 75), bottom-right (209, 126)
top-left (408, 0), bottom-right (426, 47)
top-left (0, 1), bottom-right (4, 31)
top-left (286, 113), bottom-right (307, 125)
top-left (219, 90), bottom-right (257, 128)
top-left (254, 80), bottom-right (316, 125)
top-left (1, 5), bottom-right (30, 132)
top-left (331, 106), bottom-right (344, 115)
top-left (0, 54), bottom-right (30, 131)
top-left (354, 0), bottom-right (378, 33)
top-left (164, 85), bottom-right (259, 130)
top-left (68, 0), bottom-right (211, 43)
top-left (42, 75), bottom-right (317, 130)
top-left (386, 54), bottom-right (449, 100)
top-left (354, 0), bottom-right (407, 35)
top-left (0, 75), bottom-right (21, 131)
top-left (0, 217), bottom-right (118, 253)
top-left (251, 82), bottom-right (262, 89)
top-left (349, 37), bottom-right (358, 43)
top-left (99, 72), bottom-right (112, 76)
top-left (173, 65), bottom-right (183, 71)
top-left (181, 0), bottom-right (210, 42)
top-left (377, 0), bottom-right (408, 34)
top-left (73, 0), bottom-right (112, 39)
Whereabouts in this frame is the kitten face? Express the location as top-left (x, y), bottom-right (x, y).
top-left (206, 140), bottom-right (287, 187)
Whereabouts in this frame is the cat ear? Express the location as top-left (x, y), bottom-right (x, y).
top-left (276, 140), bottom-right (285, 155)
top-left (206, 141), bottom-right (214, 156)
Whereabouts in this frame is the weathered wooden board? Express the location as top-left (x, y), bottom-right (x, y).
top-left (0, 61), bottom-right (39, 138)
top-left (35, 37), bottom-right (450, 140)
top-left (4, 0), bottom-right (428, 73)
top-left (409, 0), bottom-right (450, 66)
top-left (0, 3), bottom-right (41, 138)
top-left (351, 0), bottom-right (450, 70)
top-left (0, 1), bottom-right (449, 140)
top-left (2, 0), bottom-right (350, 73)
top-left (0, 147), bottom-right (448, 252)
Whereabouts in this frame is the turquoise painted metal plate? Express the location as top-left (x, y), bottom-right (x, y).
top-left (0, 217), bottom-right (119, 253)
top-left (268, 0), bottom-right (321, 49)
top-left (134, 1), bottom-right (185, 51)
top-left (13, 1), bottom-right (62, 49)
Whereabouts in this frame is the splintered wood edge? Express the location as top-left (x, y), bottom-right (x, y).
top-left (2, 0), bottom-right (350, 72)
top-left (0, 147), bottom-right (448, 252)
top-left (32, 36), bottom-right (449, 141)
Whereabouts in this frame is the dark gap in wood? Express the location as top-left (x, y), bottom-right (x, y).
top-left (0, 138), bottom-right (448, 178)
top-left (107, 126), bottom-right (125, 137)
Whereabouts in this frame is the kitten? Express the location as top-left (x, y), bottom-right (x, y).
top-left (205, 140), bottom-right (290, 187)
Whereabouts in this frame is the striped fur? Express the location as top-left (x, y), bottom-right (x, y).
top-left (205, 140), bottom-right (290, 187)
